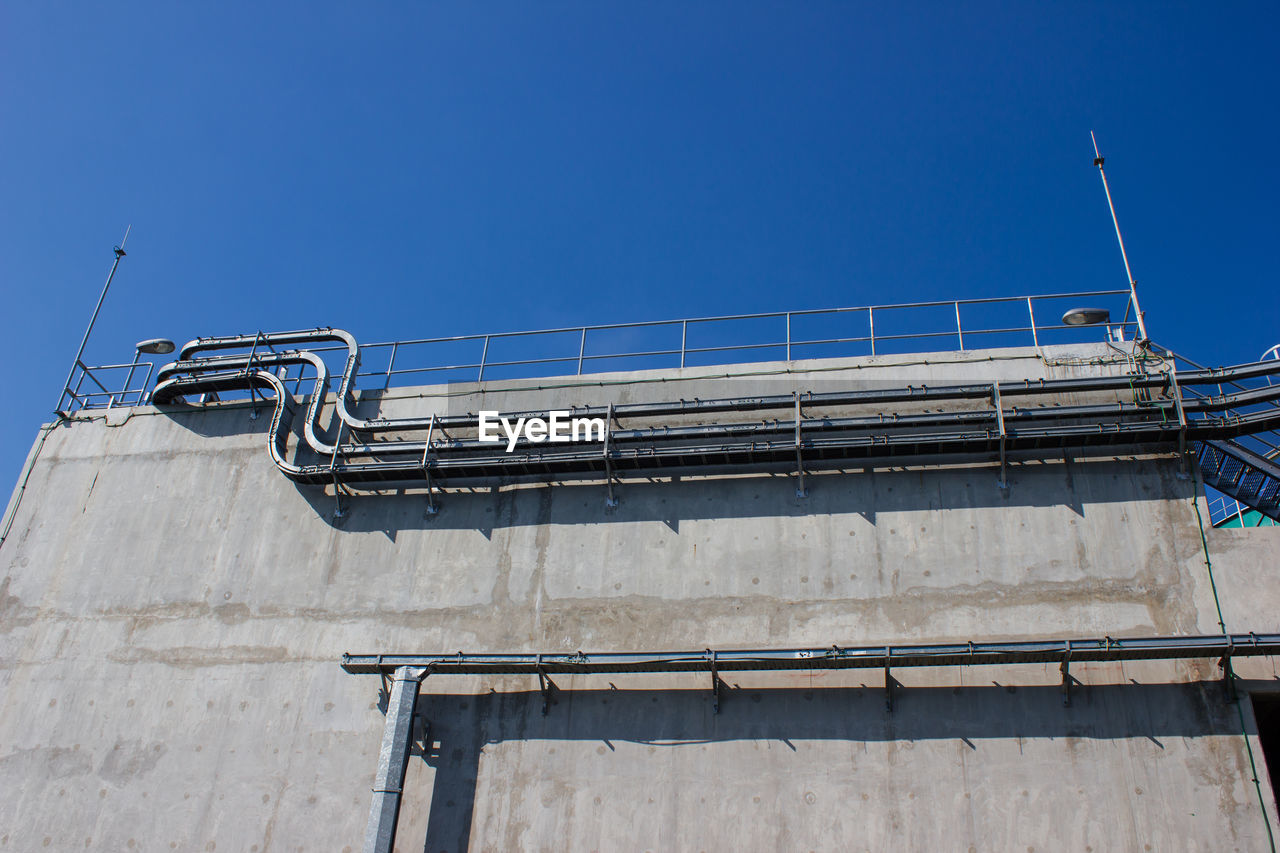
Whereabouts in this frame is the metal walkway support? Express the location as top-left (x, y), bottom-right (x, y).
top-left (1198, 440), bottom-right (1280, 522)
top-left (364, 666), bottom-right (426, 853)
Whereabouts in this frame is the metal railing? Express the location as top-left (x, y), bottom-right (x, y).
top-left (1208, 493), bottom-right (1278, 527)
top-left (62, 288), bottom-right (1138, 414)
top-left (58, 357), bottom-right (156, 414)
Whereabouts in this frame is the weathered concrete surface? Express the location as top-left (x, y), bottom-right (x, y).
top-left (1, 343), bottom-right (1277, 851)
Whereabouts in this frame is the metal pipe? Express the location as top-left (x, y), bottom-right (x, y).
top-left (1091, 133), bottom-right (1149, 342)
top-left (341, 632), bottom-right (1280, 676)
top-left (55, 229), bottom-right (130, 415)
top-left (363, 666), bottom-right (424, 853)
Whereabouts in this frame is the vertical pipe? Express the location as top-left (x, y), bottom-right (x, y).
top-left (363, 666), bottom-right (423, 853)
top-left (55, 229), bottom-right (130, 415)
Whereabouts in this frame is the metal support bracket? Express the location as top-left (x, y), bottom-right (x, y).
top-left (1060, 644), bottom-right (1073, 707)
top-left (603, 403), bottom-right (618, 507)
top-left (993, 382), bottom-right (1008, 490)
top-left (794, 393), bottom-right (808, 498)
top-left (1168, 365), bottom-right (1190, 479)
top-left (1219, 648), bottom-right (1237, 703)
top-left (246, 332), bottom-right (264, 420)
top-left (330, 419), bottom-right (347, 519)
top-left (422, 414), bottom-right (439, 516)
top-left (884, 647), bottom-right (894, 712)
top-left (536, 656), bottom-right (557, 715)
top-left (710, 649), bottom-right (723, 714)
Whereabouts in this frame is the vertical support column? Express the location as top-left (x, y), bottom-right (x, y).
top-left (794, 392), bottom-right (807, 498)
top-left (331, 419), bottom-right (348, 519)
top-left (884, 647), bottom-right (894, 712)
top-left (603, 403), bottom-right (618, 507)
top-left (246, 332), bottom-right (263, 420)
top-left (993, 382), bottom-right (1008, 490)
top-left (1060, 643), bottom-right (1073, 707)
top-left (1168, 364), bottom-right (1189, 478)
top-left (422, 414), bottom-right (438, 516)
top-left (364, 666), bottom-right (426, 853)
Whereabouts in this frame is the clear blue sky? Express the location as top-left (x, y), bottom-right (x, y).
top-left (2, 2), bottom-right (1278, 493)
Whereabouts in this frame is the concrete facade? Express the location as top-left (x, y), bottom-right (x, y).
top-left (1, 343), bottom-right (1278, 851)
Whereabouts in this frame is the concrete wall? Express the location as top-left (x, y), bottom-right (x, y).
top-left (1, 343), bottom-right (1277, 851)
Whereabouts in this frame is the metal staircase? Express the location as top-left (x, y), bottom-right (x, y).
top-left (1197, 440), bottom-right (1280, 523)
top-left (1168, 344), bottom-right (1280, 525)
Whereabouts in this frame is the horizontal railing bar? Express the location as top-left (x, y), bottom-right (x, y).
top-left (85, 288), bottom-right (1147, 409)
top-left (303, 289), bottom-right (1138, 352)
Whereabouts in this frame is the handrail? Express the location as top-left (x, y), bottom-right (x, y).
top-left (63, 288), bottom-right (1139, 414)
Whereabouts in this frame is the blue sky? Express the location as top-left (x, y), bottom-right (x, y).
top-left (1, 2), bottom-right (1278, 492)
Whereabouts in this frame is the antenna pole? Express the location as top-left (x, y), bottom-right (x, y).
top-left (1091, 133), bottom-right (1148, 343)
top-left (55, 226), bottom-right (131, 416)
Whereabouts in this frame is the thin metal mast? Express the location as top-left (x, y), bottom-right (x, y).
top-left (55, 226), bottom-right (131, 415)
top-left (1090, 133), bottom-right (1148, 343)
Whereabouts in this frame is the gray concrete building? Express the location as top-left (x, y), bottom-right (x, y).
top-left (2, 312), bottom-right (1279, 851)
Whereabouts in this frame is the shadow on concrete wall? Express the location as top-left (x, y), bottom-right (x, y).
top-left (400, 679), bottom-right (1245, 853)
top-left (297, 456), bottom-right (1193, 539)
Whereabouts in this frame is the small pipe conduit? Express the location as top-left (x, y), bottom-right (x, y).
top-left (150, 328), bottom-right (1280, 494)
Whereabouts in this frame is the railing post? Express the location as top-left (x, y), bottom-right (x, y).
top-left (384, 342), bottom-right (399, 391)
top-left (478, 336), bottom-right (490, 382)
top-left (868, 307), bottom-right (876, 356)
top-left (577, 328), bottom-right (586, 375)
top-left (955, 301), bottom-right (964, 351)
top-left (680, 321), bottom-right (687, 369)
top-left (786, 312), bottom-right (792, 361)
top-left (139, 363), bottom-right (156, 406)
top-left (1026, 297), bottom-right (1039, 348)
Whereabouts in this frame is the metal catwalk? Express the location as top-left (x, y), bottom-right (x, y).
top-left (151, 328), bottom-right (1280, 501)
